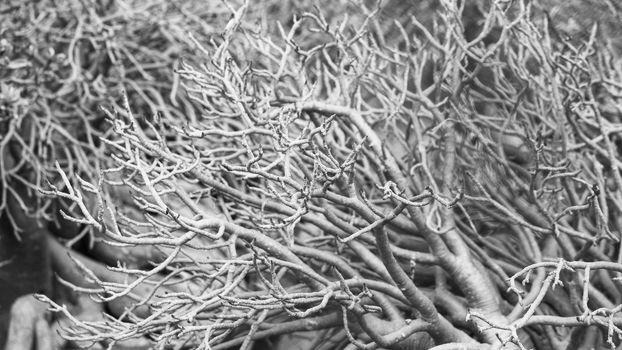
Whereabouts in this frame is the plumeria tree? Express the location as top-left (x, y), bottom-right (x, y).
top-left (3, 0), bottom-right (622, 349)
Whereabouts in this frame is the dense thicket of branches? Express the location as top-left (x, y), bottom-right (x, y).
top-left (2, 0), bottom-right (622, 349)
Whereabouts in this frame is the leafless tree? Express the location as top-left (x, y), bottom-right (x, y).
top-left (3, 0), bottom-right (622, 349)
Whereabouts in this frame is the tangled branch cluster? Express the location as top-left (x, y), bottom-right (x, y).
top-left (0, 0), bottom-right (234, 227)
top-left (4, 0), bottom-right (622, 349)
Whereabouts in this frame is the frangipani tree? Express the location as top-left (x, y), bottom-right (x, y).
top-left (3, 0), bottom-right (622, 349)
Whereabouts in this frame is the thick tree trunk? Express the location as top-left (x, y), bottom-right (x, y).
top-left (0, 190), bottom-right (52, 348)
